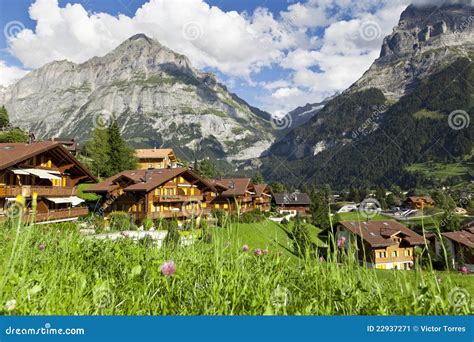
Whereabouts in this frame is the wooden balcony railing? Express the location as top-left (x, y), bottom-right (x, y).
top-left (0, 186), bottom-right (77, 197)
top-left (0, 207), bottom-right (88, 223)
top-left (153, 195), bottom-right (203, 203)
top-left (374, 255), bottom-right (414, 263)
top-left (253, 198), bottom-right (271, 204)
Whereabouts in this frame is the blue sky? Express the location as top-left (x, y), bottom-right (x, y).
top-left (0, 0), bottom-right (412, 114)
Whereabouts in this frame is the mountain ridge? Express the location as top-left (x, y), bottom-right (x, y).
top-left (0, 34), bottom-right (274, 165)
top-left (262, 3), bottom-right (474, 188)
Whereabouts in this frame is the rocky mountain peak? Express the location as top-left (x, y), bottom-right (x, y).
top-left (380, 3), bottom-right (473, 60)
top-left (0, 34), bottom-right (273, 166)
top-left (349, 2), bottom-right (473, 99)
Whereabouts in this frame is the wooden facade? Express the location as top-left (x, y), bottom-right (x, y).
top-left (0, 142), bottom-right (97, 223)
top-left (135, 148), bottom-right (177, 170)
top-left (431, 230), bottom-right (474, 272)
top-left (405, 196), bottom-right (434, 209)
top-left (273, 192), bottom-right (311, 216)
top-left (252, 184), bottom-right (272, 212)
top-left (209, 178), bottom-right (261, 213)
top-left (86, 173), bottom-right (276, 223)
top-left (337, 221), bottom-right (425, 270)
top-left (85, 168), bottom-right (218, 222)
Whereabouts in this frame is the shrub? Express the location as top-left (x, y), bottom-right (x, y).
top-left (200, 219), bottom-right (212, 243)
top-left (142, 218), bottom-right (154, 230)
top-left (211, 209), bottom-right (228, 227)
top-left (85, 214), bottom-right (105, 233)
top-left (291, 215), bottom-right (312, 257)
top-left (239, 211), bottom-right (266, 224)
top-left (154, 218), bottom-right (170, 230)
top-left (164, 220), bottom-right (180, 247)
top-left (109, 211), bottom-right (131, 231)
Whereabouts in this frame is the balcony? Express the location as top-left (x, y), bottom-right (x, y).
top-left (254, 198), bottom-right (271, 204)
top-left (0, 186), bottom-right (77, 198)
top-left (153, 195), bottom-right (203, 203)
top-left (0, 207), bottom-right (88, 223)
top-left (374, 254), bottom-right (414, 263)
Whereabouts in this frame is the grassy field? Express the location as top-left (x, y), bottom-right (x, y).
top-left (213, 220), bottom-right (325, 258)
top-left (0, 218), bottom-right (472, 315)
top-left (335, 212), bottom-right (391, 221)
top-left (406, 161), bottom-right (473, 181)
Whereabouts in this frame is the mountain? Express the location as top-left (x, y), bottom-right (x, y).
top-left (0, 34), bottom-right (274, 165)
top-left (263, 3), bottom-right (474, 189)
top-left (287, 97), bottom-right (332, 131)
top-left (350, 3), bottom-right (474, 100)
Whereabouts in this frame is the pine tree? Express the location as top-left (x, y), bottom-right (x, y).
top-left (251, 171), bottom-right (264, 184)
top-left (197, 159), bottom-right (220, 178)
top-left (349, 187), bottom-right (360, 203)
top-left (0, 106), bottom-right (9, 128)
top-left (375, 186), bottom-right (387, 209)
top-left (83, 127), bottom-right (110, 178)
top-left (270, 182), bottom-right (286, 193)
top-left (310, 189), bottom-right (330, 231)
top-left (107, 119), bottom-right (137, 176)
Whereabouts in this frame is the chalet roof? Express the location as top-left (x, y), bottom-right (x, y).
top-left (212, 178), bottom-right (252, 196)
top-left (273, 192), bottom-right (311, 206)
top-left (85, 167), bottom-right (215, 193)
top-left (52, 138), bottom-right (77, 152)
top-left (253, 184), bottom-right (270, 197)
top-left (338, 220), bottom-right (425, 248)
top-left (0, 141), bottom-right (96, 182)
top-left (442, 230), bottom-right (474, 248)
top-left (135, 148), bottom-right (175, 160)
top-left (407, 196), bottom-right (434, 204)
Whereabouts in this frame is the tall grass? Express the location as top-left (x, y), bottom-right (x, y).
top-left (0, 217), bottom-right (471, 315)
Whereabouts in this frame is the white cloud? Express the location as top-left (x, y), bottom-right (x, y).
top-left (0, 61), bottom-right (29, 86)
top-left (259, 0), bottom-right (409, 114)
top-left (7, 0), bottom-right (308, 78)
top-left (260, 80), bottom-right (291, 90)
top-left (3, 0), bottom-right (416, 114)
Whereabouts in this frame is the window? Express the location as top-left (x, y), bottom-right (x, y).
top-left (215, 204), bottom-right (220, 209)
top-left (223, 203), bottom-right (228, 209)
top-left (405, 250), bottom-right (411, 257)
top-left (377, 252), bottom-right (386, 258)
top-left (393, 251), bottom-right (398, 257)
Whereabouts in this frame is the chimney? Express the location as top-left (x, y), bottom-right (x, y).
top-left (28, 132), bottom-right (35, 144)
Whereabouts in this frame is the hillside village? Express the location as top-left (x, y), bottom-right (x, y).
top-left (0, 105), bottom-right (473, 274)
top-left (0, 1), bottom-right (473, 318)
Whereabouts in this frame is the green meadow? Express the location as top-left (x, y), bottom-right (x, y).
top-left (0, 217), bottom-right (472, 316)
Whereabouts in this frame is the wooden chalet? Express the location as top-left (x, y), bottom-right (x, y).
top-left (84, 168), bottom-right (217, 222)
top-left (209, 178), bottom-right (256, 213)
top-left (0, 141), bottom-right (97, 223)
top-left (405, 196), bottom-right (434, 209)
top-left (429, 229), bottom-right (474, 272)
top-left (337, 220), bottom-right (425, 270)
top-left (252, 184), bottom-right (272, 212)
top-left (135, 148), bottom-right (177, 170)
top-left (273, 192), bottom-right (311, 216)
